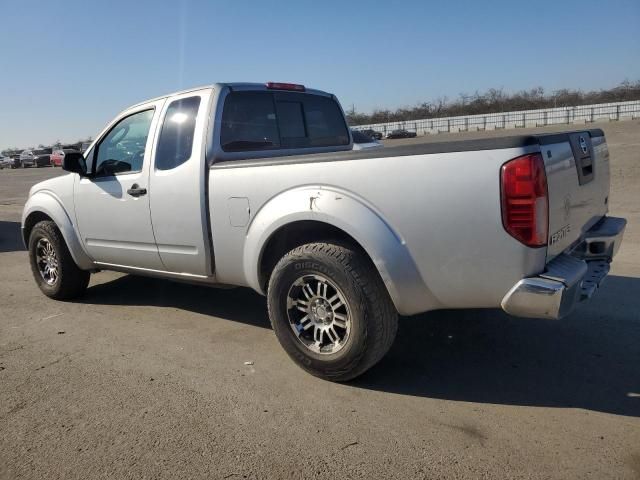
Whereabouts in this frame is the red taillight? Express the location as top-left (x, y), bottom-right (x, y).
top-left (500, 153), bottom-right (548, 247)
top-left (265, 82), bottom-right (306, 92)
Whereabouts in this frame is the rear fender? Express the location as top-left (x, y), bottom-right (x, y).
top-left (243, 186), bottom-right (439, 315)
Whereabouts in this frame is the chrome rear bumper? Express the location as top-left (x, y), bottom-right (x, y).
top-left (501, 216), bottom-right (626, 320)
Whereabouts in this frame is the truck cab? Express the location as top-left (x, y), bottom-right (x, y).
top-left (52, 83), bottom-right (351, 276)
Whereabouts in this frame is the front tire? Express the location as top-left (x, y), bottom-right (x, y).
top-left (267, 242), bottom-right (398, 381)
top-left (28, 220), bottom-right (90, 300)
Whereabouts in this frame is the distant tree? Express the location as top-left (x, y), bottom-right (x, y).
top-left (347, 79), bottom-right (640, 125)
top-left (2, 147), bottom-right (23, 156)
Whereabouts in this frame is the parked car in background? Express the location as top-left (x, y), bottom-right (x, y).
top-left (51, 148), bottom-right (80, 167)
top-left (351, 129), bottom-right (382, 150)
top-left (20, 150), bottom-right (37, 167)
top-left (33, 148), bottom-right (53, 167)
top-left (0, 156), bottom-right (12, 169)
top-left (11, 155), bottom-right (22, 168)
top-left (81, 141), bottom-right (92, 153)
top-left (21, 149), bottom-right (54, 167)
top-left (386, 129), bottom-right (417, 139)
top-left (359, 129), bottom-right (383, 140)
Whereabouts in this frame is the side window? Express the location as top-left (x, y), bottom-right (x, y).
top-left (155, 96), bottom-right (201, 170)
top-left (94, 109), bottom-right (154, 176)
top-left (220, 92), bottom-right (280, 151)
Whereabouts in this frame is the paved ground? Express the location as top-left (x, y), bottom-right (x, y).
top-left (1, 121), bottom-right (639, 479)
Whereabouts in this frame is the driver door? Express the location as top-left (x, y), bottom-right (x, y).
top-left (74, 100), bottom-right (166, 270)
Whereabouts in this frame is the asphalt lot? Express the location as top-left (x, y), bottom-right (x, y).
top-left (1, 121), bottom-right (639, 479)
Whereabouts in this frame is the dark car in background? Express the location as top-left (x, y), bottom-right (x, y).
top-left (386, 129), bottom-right (417, 139)
top-left (359, 128), bottom-right (383, 140)
top-left (21, 148), bottom-right (53, 167)
top-left (11, 154), bottom-right (22, 168)
top-left (19, 150), bottom-right (36, 167)
top-left (33, 148), bottom-right (52, 168)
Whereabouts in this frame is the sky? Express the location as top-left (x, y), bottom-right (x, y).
top-left (1, 0), bottom-right (639, 150)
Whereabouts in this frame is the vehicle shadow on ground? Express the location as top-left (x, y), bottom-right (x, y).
top-left (82, 274), bottom-right (271, 330)
top-left (81, 272), bottom-right (639, 417)
top-left (0, 221), bottom-right (25, 253)
top-left (353, 275), bottom-right (640, 418)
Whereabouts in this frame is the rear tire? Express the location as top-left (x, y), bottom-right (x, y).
top-left (28, 220), bottom-right (90, 300)
top-left (267, 242), bottom-right (398, 381)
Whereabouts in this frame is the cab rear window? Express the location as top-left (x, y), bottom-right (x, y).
top-left (220, 91), bottom-right (349, 152)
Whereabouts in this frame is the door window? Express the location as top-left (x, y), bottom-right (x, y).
top-left (155, 96), bottom-right (201, 170)
top-left (94, 109), bottom-right (154, 176)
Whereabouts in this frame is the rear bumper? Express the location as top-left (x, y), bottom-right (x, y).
top-left (501, 216), bottom-right (626, 320)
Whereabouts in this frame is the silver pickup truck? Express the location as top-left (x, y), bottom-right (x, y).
top-left (22, 82), bottom-right (626, 380)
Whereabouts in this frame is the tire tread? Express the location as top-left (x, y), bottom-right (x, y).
top-left (29, 220), bottom-right (90, 300)
top-left (267, 241), bottom-right (397, 381)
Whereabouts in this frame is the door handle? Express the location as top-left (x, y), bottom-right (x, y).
top-left (127, 184), bottom-right (147, 197)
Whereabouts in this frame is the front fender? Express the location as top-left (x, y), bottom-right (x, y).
top-left (22, 191), bottom-right (94, 270)
top-left (243, 186), bottom-right (440, 316)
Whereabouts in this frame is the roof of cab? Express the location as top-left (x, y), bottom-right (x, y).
top-left (128, 82), bottom-right (333, 109)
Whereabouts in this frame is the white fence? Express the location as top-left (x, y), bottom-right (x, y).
top-left (352, 100), bottom-right (640, 136)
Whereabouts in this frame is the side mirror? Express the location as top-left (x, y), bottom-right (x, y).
top-left (62, 152), bottom-right (87, 176)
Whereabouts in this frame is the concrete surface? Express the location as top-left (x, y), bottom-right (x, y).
top-left (1, 121), bottom-right (639, 479)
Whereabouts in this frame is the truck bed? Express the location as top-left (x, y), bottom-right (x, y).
top-left (209, 127), bottom-right (610, 315)
top-left (211, 129), bottom-right (605, 168)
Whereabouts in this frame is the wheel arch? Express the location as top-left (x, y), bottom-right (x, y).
top-left (22, 192), bottom-right (94, 270)
top-left (258, 219), bottom-right (373, 288)
top-left (244, 186), bottom-right (439, 316)
top-left (22, 210), bottom-right (54, 245)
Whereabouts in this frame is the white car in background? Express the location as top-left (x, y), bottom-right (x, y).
top-left (351, 129), bottom-right (382, 150)
top-left (0, 156), bottom-right (13, 169)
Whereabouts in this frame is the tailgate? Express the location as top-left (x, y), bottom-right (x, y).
top-left (541, 129), bottom-right (610, 260)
